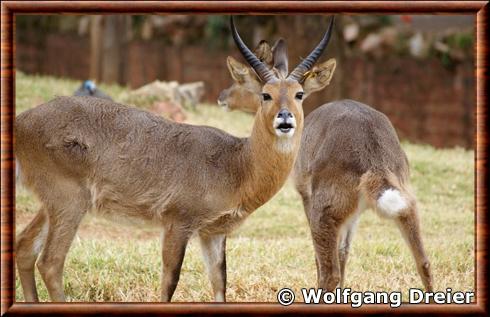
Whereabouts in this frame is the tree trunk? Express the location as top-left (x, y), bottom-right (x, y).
top-left (101, 16), bottom-right (131, 84)
top-left (90, 16), bottom-right (131, 84)
top-left (89, 15), bottom-right (102, 80)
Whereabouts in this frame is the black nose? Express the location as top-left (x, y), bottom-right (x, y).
top-left (277, 109), bottom-right (293, 119)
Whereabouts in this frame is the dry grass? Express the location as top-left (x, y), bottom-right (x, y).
top-left (14, 73), bottom-right (474, 302)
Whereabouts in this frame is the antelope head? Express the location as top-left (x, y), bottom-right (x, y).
top-left (218, 17), bottom-right (337, 115)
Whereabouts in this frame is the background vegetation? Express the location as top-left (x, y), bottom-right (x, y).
top-left (15, 73), bottom-right (474, 302)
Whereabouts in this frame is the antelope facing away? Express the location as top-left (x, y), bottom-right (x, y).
top-left (15, 17), bottom-right (334, 302)
top-left (218, 38), bottom-right (433, 291)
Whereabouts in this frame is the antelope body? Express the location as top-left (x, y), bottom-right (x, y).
top-left (219, 37), bottom-right (433, 291)
top-left (15, 17), bottom-right (335, 302)
top-left (294, 100), bottom-right (432, 291)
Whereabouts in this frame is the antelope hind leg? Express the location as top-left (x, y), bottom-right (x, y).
top-left (395, 206), bottom-right (433, 291)
top-left (16, 210), bottom-right (48, 302)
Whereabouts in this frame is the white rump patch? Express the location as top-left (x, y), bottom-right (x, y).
top-left (377, 188), bottom-right (408, 217)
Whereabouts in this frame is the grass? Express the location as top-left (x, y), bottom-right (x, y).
top-left (14, 72), bottom-right (474, 302)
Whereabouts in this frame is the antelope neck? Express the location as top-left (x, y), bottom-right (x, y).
top-left (237, 113), bottom-right (300, 212)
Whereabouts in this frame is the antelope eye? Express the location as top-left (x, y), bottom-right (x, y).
top-left (262, 93), bottom-right (272, 101)
top-left (295, 92), bottom-right (304, 100)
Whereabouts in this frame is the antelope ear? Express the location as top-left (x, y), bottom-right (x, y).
top-left (226, 56), bottom-right (262, 94)
top-left (303, 58), bottom-right (336, 96)
top-left (226, 56), bottom-right (253, 84)
top-left (272, 39), bottom-right (288, 78)
top-left (254, 40), bottom-right (273, 68)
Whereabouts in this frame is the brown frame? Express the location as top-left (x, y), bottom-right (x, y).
top-left (1, 1), bottom-right (487, 316)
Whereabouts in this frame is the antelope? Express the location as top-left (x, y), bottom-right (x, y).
top-left (218, 39), bottom-right (433, 292)
top-left (14, 17), bottom-right (334, 302)
top-left (218, 40), bottom-right (276, 113)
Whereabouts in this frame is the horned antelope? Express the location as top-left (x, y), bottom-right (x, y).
top-left (218, 36), bottom-right (433, 292)
top-left (14, 16), bottom-right (334, 302)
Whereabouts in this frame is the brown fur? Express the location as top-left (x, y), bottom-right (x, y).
top-left (15, 91), bottom-right (303, 302)
top-left (218, 73), bottom-right (261, 113)
top-left (295, 100), bottom-right (431, 291)
top-left (219, 42), bottom-right (433, 292)
top-left (15, 36), bottom-right (315, 303)
top-left (359, 170), bottom-right (415, 212)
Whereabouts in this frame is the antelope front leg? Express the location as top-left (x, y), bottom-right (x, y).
top-left (199, 233), bottom-right (227, 302)
top-left (36, 208), bottom-right (85, 301)
top-left (160, 224), bottom-right (191, 302)
top-left (395, 207), bottom-right (433, 291)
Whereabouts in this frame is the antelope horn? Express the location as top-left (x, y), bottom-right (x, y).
top-left (230, 16), bottom-right (276, 83)
top-left (288, 16), bottom-right (335, 82)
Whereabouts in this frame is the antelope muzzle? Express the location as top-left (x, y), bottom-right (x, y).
top-left (274, 108), bottom-right (296, 137)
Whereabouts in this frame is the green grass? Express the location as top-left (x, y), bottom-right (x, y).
top-left (14, 72), bottom-right (474, 302)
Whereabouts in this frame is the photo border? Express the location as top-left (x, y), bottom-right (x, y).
top-left (1, 1), bottom-right (487, 316)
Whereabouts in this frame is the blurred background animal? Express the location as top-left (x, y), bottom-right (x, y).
top-left (73, 80), bottom-right (113, 100)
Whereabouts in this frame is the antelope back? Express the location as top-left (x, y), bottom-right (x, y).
top-left (294, 99), bottom-right (410, 192)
